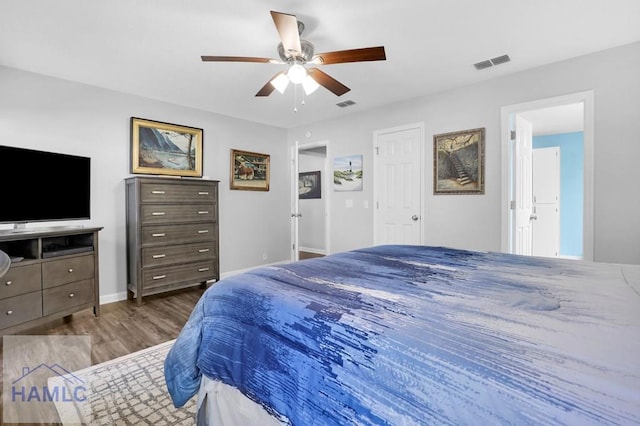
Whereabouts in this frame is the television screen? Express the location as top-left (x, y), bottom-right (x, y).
top-left (0, 145), bottom-right (91, 224)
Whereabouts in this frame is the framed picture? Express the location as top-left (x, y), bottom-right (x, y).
top-left (230, 149), bottom-right (270, 191)
top-left (299, 171), bottom-right (321, 199)
top-left (433, 127), bottom-right (485, 194)
top-left (130, 117), bottom-right (203, 177)
top-left (333, 154), bottom-right (363, 192)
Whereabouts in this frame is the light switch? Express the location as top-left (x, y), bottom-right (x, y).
top-left (346, 199), bottom-right (353, 208)
top-left (363, 200), bottom-right (369, 209)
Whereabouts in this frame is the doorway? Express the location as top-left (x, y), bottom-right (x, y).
top-left (501, 91), bottom-right (594, 260)
top-left (291, 141), bottom-right (330, 261)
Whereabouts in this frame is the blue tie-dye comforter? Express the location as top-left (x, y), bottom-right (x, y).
top-left (165, 245), bottom-right (640, 425)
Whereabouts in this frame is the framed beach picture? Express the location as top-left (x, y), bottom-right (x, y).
top-left (333, 155), bottom-right (363, 192)
top-left (130, 117), bottom-right (203, 177)
top-left (230, 149), bottom-right (270, 191)
top-left (433, 127), bottom-right (485, 194)
top-left (299, 171), bottom-right (321, 199)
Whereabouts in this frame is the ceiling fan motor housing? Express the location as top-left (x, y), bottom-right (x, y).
top-left (278, 40), bottom-right (315, 63)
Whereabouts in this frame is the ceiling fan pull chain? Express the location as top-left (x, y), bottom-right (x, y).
top-left (294, 83), bottom-right (298, 113)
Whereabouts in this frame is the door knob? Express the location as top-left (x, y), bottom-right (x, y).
top-left (411, 215), bottom-right (419, 221)
top-left (529, 214), bottom-right (538, 221)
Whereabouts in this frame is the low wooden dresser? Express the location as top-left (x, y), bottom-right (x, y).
top-left (125, 176), bottom-right (219, 305)
top-left (0, 226), bottom-right (102, 334)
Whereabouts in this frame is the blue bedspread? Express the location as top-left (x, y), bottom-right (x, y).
top-left (165, 245), bottom-right (640, 425)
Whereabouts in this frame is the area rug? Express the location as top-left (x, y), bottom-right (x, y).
top-left (50, 339), bottom-right (197, 425)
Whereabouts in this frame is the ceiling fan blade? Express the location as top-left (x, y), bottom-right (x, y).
top-left (307, 68), bottom-right (350, 96)
top-left (255, 71), bottom-right (286, 97)
top-left (270, 11), bottom-right (302, 58)
top-left (311, 46), bottom-right (386, 65)
top-left (201, 55), bottom-right (279, 63)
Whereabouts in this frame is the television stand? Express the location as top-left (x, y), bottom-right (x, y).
top-left (0, 226), bottom-right (102, 334)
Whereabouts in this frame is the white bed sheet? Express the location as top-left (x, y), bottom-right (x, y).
top-left (197, 376), bottom-right (286, 426)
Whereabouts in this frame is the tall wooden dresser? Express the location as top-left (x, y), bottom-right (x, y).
top-left (125, 176), bottom-right (219, 305)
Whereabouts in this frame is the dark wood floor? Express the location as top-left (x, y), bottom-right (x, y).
top-left (299, 251), bottom-right (324, 260)
top-left (0, 287), bottom-right (205, 425)
top-left (25, 287), bottom-right (204, 363)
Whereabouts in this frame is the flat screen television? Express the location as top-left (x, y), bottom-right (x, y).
top-left (0, 145), bottom-right (91, 225)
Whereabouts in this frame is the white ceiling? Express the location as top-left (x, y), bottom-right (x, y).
top-left (520, 103), bottom-right (585, 136)
top-left (1, 0), bottom-right (639, 129)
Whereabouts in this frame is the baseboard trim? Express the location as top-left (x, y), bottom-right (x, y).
top-left (220, 260), bottom-right (289, 279)
top-left (100, 291), bottom-right (128, 305)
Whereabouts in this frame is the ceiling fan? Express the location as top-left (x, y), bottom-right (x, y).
top-left (201, 11), bottom-right (386, 97)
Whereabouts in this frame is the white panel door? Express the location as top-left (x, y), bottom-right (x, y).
top-left (532, 147), bottom-right (560, 257)
top-left (373, 125), bottom-right (423, 245)
top-left (512, 115), bottom-right (534, 255)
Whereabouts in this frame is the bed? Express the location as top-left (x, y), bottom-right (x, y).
top-left (164, 245), bottom-right (640, 425)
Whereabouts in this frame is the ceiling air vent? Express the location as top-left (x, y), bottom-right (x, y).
top-left (336, 100), bottom-right (356, 108)
top-left (490, 54), bottom-right (511, 66)
top-left (474, 54), bottom-right (511, 70)
top-left (473, 60), bottom-right (493, 70)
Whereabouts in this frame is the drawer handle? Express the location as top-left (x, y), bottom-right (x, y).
top-left (198, 191), bottom-right (209, 195)
top-left (151, 190), bottom-right (166, 194)
top-left (152, 254), bottom-right (166, 259)
top-left (198, 249), bottom-right (210, 253)
top-left (5, 281), bottom-right (12, 286)
top-left (198, 267), bottom-right (210, 272)
top-left (68, 268), bottom-right (74, 273)
top-left (69, 293), bottom-right (75, 298)
top-left (152, 233), bottom-right (166, 237)
top-left (152, 275), bottom-right (166, 280)
top-left (152, 212), bottom-right (166, 216)
top-left (198, 211), bottom-right (209, 215)
top-left (6, 310), bottom-right (13, 315)
top-left (197, 230), bottom-right (209, 234)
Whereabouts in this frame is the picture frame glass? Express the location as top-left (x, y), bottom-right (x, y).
top-left (433, 128), bottom-right (485, 194)
top-left (333, 155), bottom-right (363, 192)
top-left (299, 171), bottom-right (321, 199)
top-left (230, 149), bottom-right (270, 191)
top-left (131, 117), bottom-right (203, 177)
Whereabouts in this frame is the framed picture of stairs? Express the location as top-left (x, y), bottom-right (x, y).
top-left (433, 127), bottom-right (485, 194)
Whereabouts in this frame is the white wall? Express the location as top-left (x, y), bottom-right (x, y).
top-left (288, 41), bottom-right (640, 265)
top-left (0, 66), bottom-right (291, 302)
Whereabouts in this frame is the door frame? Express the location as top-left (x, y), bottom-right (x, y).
top-left (373, 122), bottom-right (425, 245)
top-left (291, 140), bottom-right (331, 261)
top-left (500, 90), bottom-right (594, 260)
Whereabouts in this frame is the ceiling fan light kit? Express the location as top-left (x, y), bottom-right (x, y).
top-left (286, 63), bottom-right (307, 84)
top-left (201, 10), bottom-right (386, 101)
top-left (271, 73), bottom-right (290, 94)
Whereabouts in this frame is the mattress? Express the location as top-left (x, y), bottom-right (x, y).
top-left (165, 245), bottom-right (640, 425)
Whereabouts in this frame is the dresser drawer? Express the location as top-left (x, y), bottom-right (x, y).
top-left (140, 181), bottom-right (216, 204)
top-left (42, 255), bottom-right (95, 289)
top-left (141, 223), bottom-right (217, 246)
top-left (0, 292), bottom-right (42, 329)
top-left (43, 279), bottom-right (94, 316)
top-left (142, 261), bottom-right (217, 291)
top-left (140, 203), bottom-right (216, 225)
top-left (0, 264), bottom-right (41, 300)
top-left (142, 241), bottom-right (217, 267)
